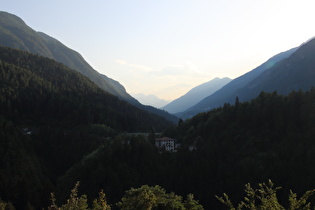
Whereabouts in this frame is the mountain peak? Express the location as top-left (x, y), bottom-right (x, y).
top-left (0, 11), bottom-right (27, 27)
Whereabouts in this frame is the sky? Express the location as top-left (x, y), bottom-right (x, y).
top-left (2, 0), bottom-right (315, 100)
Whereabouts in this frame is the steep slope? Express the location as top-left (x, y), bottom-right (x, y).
top-left (0, 11), bottom-right (132, 101)
top-left (162, 77), bottom-right (231, 114)
top-left (0, 11), bottom-right (178, 123)
top-left (0, 46), bottom-right (173, 131)
top-left (131, 93), bottom-right (170, 108)
top-left (37, 32), bottom-right (136, 102)
top-left (179, 46), bottom-right (298, 119)
top-left (0, 46), bottom-right (175, 208)
top-left (237, 37), bottom-right (315, 100)
top-left (0, 10), bottom-right (137, 101)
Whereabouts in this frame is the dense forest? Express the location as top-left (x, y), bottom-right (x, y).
top-left (0, 47), bottom-right (173, 209)
top-left (180, 37), bottom-right (315, 119)
top-left (1, 46), bottom-right (315, 209)
top-left (0, 47), bottom-right (173, 131)
top-left (47, 90), bottom-right (315, 209)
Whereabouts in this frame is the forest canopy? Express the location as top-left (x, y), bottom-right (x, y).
top-left (1, 46), bottom-right (315, 209)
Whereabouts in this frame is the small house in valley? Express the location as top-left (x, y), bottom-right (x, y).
top-left (155, 137), bottom-right (176, 152)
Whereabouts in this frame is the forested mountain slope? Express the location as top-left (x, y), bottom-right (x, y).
top-left (0, 11), bottom-right (178, 123)
top-left (2, 47), bottom-right (315, 209)
top-left (0, 47), bottom-right (172, 131)
top-left (0, 11), bottom-right (131, 101)
top-left (0, 46), bottom-right (174, 209)
top-left (163, 89), bottom-right (315, 208)
top-left (238, 37), bottom-right (315, 100)
top-left (179, 46), bottom-right (298, 119)
top-left (51, 89), bottom-right (315, 209)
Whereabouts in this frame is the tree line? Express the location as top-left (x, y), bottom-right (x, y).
top-left (2, 46), bottom-right (315, 209)
top-left (0, 46), bottom-right (173, 132)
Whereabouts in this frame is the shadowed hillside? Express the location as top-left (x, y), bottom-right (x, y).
top-left (0, 11), bottom-right (178, 123)
top-left (179, 47), bottom-right (298, 119)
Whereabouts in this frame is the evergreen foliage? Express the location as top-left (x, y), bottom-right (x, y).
top-left (0, 46), bottom-right (172, 209)
top-left (48, 182), bottom-right (111, 210)
top-left (0, 116), bottom-right (51, 209)
top-left (0, 199), bottom-right (15, 210)
top-left (216, 180), bottom-right (315, 210)
top-left (0, 46), bottom-right (172, 131)
top-left (117, 185), bottom-right (190, 210)
top-left (1, 38), bottom-right (315, 209)
top-left (92, 190), bottom-right (111, 210)
top-left (47, 181), bottom-right (315, 210)
top-left (49, 183), bottom-right (202, 210)
top-left (38, 88), bottom-right (315, 209)
top-left (3, 86), bottom-right (315, 208)
top-left (163, 89), bottom-right (315, 208)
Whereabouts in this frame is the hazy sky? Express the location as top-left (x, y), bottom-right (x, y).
top-left (2, 0), bottom-right (315, 100)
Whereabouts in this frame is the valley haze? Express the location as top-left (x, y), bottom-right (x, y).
top-left (2, 2), bottom-right (315, 209)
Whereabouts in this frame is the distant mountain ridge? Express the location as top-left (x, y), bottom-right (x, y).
top-left (0, 11), bottom-right (178, 123)
top-left (162, 77), bottom-right (231, 114)
top-left (131, 93), bottom-right (170, 108)
top-left (179, 46), bottom-right (299, 119)
top-left (238, 38), bottom-right (315, 99)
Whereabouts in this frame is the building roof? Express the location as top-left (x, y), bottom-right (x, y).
top-left (155, 137), bottom-right (176, 141)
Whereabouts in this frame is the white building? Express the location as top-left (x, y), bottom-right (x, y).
top-left (155, 137), bottom-right (176, 152)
